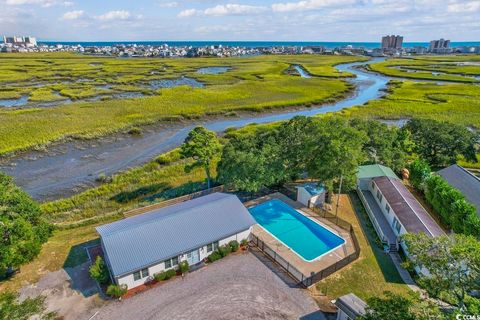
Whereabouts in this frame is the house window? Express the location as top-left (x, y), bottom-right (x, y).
top-left (165, 256), bottom-right (179, 269)
top-left (385, 203), bottom-right (390, 213)
top-left (371, 181), bottom-right (375, 190)
top-left (133, 271), bottom-right (141, 281)
top-left (207, 241), bottom-right (219, 253)
top-left (395, 220), bottom-right (401, 233)
top-left (376, 190), bottom-right (383, 202)
top-left (141, 268), bottom-right (149, 278)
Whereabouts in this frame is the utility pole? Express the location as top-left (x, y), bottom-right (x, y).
top-left (335, 173), bottom-right (343, 217)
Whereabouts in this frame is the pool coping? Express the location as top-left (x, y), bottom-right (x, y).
top-left (248, 199), bottom-right (346, 263)
top-left (245, 192), bottom-right (356, 279)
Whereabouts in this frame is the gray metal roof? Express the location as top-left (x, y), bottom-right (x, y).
top-left (373, 176), bottom-right (444, 237)
top-left (96, 193), bottom-right (256, 278)
top-left (335, 293), bottom-right (367, 319)
top-left (438, 164), bottom-right (480, 216)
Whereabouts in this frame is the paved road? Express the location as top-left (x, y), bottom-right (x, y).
top-left (89, 253), bottom-right (322, 320)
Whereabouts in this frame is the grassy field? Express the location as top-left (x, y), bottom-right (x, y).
top-left (368, 55), bottom-right (480, 83)
top-left (316, 193), bottom-right (411, 300)
top-left (0, 54), bottom-right (365, 155)
top-left (41, 149), bottom-right (218, 224)
top-left (342, 80), bottom-right (480, 129)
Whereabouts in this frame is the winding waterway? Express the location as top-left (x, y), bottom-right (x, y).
top-left (1, 58), bottom-right (391, 201)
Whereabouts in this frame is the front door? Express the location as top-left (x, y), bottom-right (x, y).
top-left (187, 249), bottom-right (200, 265)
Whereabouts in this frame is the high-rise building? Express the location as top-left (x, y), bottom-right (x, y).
top-left (429, 39), bottom-right (451, 53)
top-left (2, 35), bottom-right (37, 47)
top-left (381, 35), bottom-right (403, 50)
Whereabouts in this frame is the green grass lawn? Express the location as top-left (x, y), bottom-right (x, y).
top-left (316, 193), bottom-right (411, 301)
top-left (0, 54), bottom-right (365, 155)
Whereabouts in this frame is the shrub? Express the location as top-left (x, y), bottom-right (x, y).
top-left (408, 159), bottom-right (431, 191)
top-left (207, 251), bottom-right (221, 263)
top-left (165, 269), bottom-right (176, 279)
top-left (218, 245), bottom-right (232, 257)
top-left (89, 256), bottom-right (110, 284)
top-left (240, 239), bottom-right (249, 247)
top-left (179, 261), bottom-right (189, 274)
top-left (154, 271), bottom-right (167, 282)
top-left (228, 240), bottom-right (239, 252)
top-left (425, 174), bottom-right (479, 236)
top-left (106, 284), bottom-right (128, 298)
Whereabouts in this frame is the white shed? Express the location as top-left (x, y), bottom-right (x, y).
top-left (296, 183), bottom-right (326, 208)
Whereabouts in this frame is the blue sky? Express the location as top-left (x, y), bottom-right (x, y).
top-left (1, 0), bottom-right (479, 41)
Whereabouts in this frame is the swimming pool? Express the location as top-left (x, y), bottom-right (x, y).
top-left (248, 199), bottom-right (345, 261)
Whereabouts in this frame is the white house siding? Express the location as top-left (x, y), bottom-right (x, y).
top-left (115, 227), bottom-right (252, 289)
top-left (297, 188), bottom-right (312, 207)
top-left (336, 310), bottom-right (351, 320)
top-left (368, 180), bottom-right (407, 238)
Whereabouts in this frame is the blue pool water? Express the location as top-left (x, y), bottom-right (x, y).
top-left (248, 199), bottom-right (345, 261)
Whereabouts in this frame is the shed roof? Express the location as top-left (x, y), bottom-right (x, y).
top-left (357, 164), bottom-right (399, 180)
top-left (437, 164), bottom-right (480, 216)
top-left (373, 176), bottom-right (444, 237)
top-left (296, 183), bottom-right (326, 196)
top-left (96, 193), bottom-right (255, 278)
top-left (335, 293), bottom-right (367, 319)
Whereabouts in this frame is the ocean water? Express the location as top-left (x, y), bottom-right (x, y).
top-left (38, 40), bottom-right (480, 49)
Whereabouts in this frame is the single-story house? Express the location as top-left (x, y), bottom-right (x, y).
top-left (96, 192), bottom-right (255, 289)
top-left (357, 164), bottom-right (444, 252)
top-left (437, 164), bottom-right (480, 216)
top-left (334, 293), bottom-right (367, 320)
top-left (296, 182), bottom-right (326, 208)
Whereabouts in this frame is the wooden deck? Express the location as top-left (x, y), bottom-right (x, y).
top-left (245, 193), bottom-right (356, 278)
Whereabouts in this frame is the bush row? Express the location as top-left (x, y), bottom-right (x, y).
top-left (425, 175), bottom-right (480, 237)
top-left (207, 240), bottom-right (241, 263)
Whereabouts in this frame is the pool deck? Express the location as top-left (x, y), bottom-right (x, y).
top-left (245, 193), bottom-right (356, 280)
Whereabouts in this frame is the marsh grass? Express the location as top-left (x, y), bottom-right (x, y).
top-left (0, 54), bottom-right (364, 155)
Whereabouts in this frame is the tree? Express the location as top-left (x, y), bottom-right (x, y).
top-left (408, 159), bottom-right (431, 191)
top-left (217, 131), bottom-right (284, 192)
top-left (403, 118), bottom-right (478, 168)
top-left (351, 118), bottom-right (411, 172)
top-left (180, 126), bottom-right (221, 189)
top-left (403, 233), bottom-right (480, 310)
top-left (89, 256), bottom-right (110, 284)
top-left (276, 116), bottom-right (318, 180)
top-left (359, 291), bottom-right (443, 320)
top-left (360, 292), bottom-right (417, 320)
top-left (306, 117), bottom-right (366, 193)
top-left (0, 291), bottom-right (56, 320)
top-left (0, 173), bottom-right (52, 278)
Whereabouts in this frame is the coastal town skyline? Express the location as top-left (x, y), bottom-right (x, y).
top-left (1, 0), bottom-right (479, 42)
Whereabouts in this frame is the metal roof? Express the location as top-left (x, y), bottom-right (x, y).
top-left (296, 183), bottom-right (326, 196)
top-left (357, 164), bottom-right (399, 180)
top-left (373, 176), bottom-right (444, 237)
top-left (335, 293), bottom-right (367, 319)
top-left (96, 193), bottom-right (256, 278)
top-left (438, 164), bottom-right (480, 216)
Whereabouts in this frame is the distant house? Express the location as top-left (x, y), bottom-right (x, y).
top-left (335, 293), bottom-right (367, 320)
top-left (437, 164), bottom-right (480, 216)
top-left (295, 183), bottom-right (326, 208)
top-left (96, 193), bottom-right (255, 290)
top-left (357, 164), bottom-right (444, 252)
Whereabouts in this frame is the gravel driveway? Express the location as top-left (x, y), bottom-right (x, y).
top-left (88, 253), bottom-right (322, 320)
